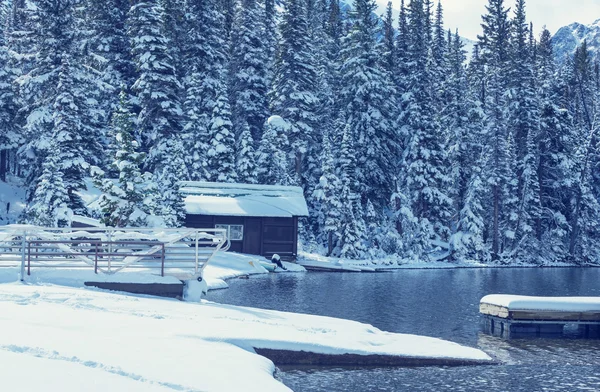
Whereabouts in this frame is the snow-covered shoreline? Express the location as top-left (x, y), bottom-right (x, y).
top-left (0, 251), bottom-right (495, 391)
top-left (0, 283), bottom-right (492, 391)
top-left (297, 251), bottom-right (592, 271)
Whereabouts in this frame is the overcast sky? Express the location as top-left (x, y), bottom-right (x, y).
top-left (379, 0), bottom-right (600, 40)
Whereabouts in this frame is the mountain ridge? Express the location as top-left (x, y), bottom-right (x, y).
top-left (553, 18), bottom-right (600, 62)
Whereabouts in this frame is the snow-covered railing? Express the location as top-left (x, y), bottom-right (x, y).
top-left (0, 225), bottom-right (230, 279)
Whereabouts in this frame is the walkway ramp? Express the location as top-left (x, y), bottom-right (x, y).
top-left (0, 225), bottom-right (230, 281)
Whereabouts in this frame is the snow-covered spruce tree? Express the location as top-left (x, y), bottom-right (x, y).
top-left (454, 164), bottom-right (487, 261)
top-left (311, 131), bottom-right (341, 255)
top-left (382, 1), bottom-right (395, 77)
top-left (236, 121), bottom-right (258, 183)
top-left (85, 0), bottom-right (136, 169)
top-left (564, 42), bottom-right (600, 264)
top-left (431, 0), bottom-right (448, 113)
top-left (395, 0), bottom-right (410, 92)
top-left (506, 0), bottom-right (542, 260)
top-left (0, 36), bottom-right (20, 182)
top-left (128, 0), bottom-right (187, 226)
top-left (182, 0), bottom-right (234, 182)
top-left (161, 0), bottom-right (186, 79)
top-left (150, 136), bottom-right (188, 227)
top-left (477, 0), bottom-right (513, 260)
top-left (85, 0), bottom-right (135, 97)
top-left (182, 72), bottom-right (210, 181)
top-left (52, 55), bottom-right (90, 214)
top-left (338, 0), bottom-right (399, 207)
top-left (536, 28), bottom-right (575, 261)
top-left (338, 125), bottom-right (367, 259)
top-left (445, 31), bottom-right (488, 261)
top-left (401, 0), bottom-right (452, 258)
top-left (18, 0), bottom-right (78, 199)
top-left (256, 116), bottom-right (294, 185)
top-left (264, 0), bottom-right (278, 86)
top-left (229, 0), bottom-right (269, 141)
top-left (206, 86), bottom-right (238, 183)
top-left (94, 90), bottom-right (149, 227)
top-left (5, 0), bottom-right (33, 76)
top-left (25, 147), bottom-right (70, 227)
top-left (128, 0), bottom-right (183, 156)
top-left (271, 0), bottom-right (320, 186)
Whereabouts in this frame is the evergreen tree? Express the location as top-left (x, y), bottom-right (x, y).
top-left (229, 0), bottom-right (269, 141)
top-left (338, 0), bottom-right (399, 206)
top-left (183, 0), bottom-right (232, 182)
top-left (236, 122), bottom-right (258, 183)
top-left (128, 0), bottom-right (184, 158)
top-left (311, 132), bottom-right (341, 255)
top-left (506, 0), bottom-right (542, 259)
top-left (128, 0), bottom-right (187, 225)
top-left (382, 1), bottom-right (395, 76)
top-left (95, 91), bottom-right (150, 227)
top-left (271, 0), bottom-right (320, 186)
top-left (338, 126), bottom-right (367, 259)
top-left (52, 55), bottom-right (89, 213)
top-left (161, 0), bottom-right (186, 79)
top-left (85, 0), bottom-right (135, 114)
top-left (256, 116), bottom-right (294, 185)
top-left (477, 0), bottom-right (512, 260)
top-left (25, 148), bottom-right (70, 227)
top-left (536, 28), bottom-right (575, 260)
top-left (206, 87), bottom-right (238, 182)
top-left (19, 0), bottom-right (79, 197)
top-left (0, 39), bottom-right (19, 182)
top-left (401, 0), bottom-right (452, 257)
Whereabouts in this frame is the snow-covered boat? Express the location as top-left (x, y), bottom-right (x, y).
top-left (258, 261), bottom-right (277, 272)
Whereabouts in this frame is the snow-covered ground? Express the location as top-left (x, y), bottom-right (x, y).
top-left (0, 251), bottom-right (493, 391)
top-left (0, 283), bottom-right (491, 391)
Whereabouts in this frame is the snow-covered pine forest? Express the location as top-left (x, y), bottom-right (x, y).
top-left (0, 0), bottom-right (599, 265)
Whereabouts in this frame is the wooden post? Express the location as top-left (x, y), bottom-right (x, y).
top-left (161, 243), bottom-right (165, 277)
top-left (94, 242), bottom-right (99, 274)
top-left (20, 231), bottom-right (26, 281)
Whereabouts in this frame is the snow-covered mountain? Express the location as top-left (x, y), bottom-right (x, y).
top-left (553, 19), bottom-right (600, 62)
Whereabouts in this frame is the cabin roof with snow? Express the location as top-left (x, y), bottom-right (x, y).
top-left (180, 182), bottom-right (309, 218)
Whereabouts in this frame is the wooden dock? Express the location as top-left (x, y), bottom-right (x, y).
top-left (480, 295), bottom-right (600, 339)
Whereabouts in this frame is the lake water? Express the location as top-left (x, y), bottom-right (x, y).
top-left (205, 268), bottom-right (600, 391)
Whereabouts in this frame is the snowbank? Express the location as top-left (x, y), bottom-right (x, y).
top-left (0, 284), bottom-right (492, 391)
top-left (203, 252), bottom-right (305, 290)
top-left (481, 295), bottom-right (600, 312)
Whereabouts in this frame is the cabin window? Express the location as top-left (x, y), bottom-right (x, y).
top-left (215, 224), bottom-right (244, 241)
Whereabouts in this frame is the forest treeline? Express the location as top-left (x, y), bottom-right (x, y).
top-left (0, 0), bottom-right (599, 264)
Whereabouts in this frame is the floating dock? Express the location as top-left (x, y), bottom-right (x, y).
top-left (480, 295), bottom-right (600, 339)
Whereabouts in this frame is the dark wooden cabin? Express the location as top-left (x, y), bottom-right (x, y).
top-left (180, 182), bottom-right (308, 260)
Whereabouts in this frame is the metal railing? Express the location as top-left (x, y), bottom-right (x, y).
top-left (0, 225), bottom-right (230, 279)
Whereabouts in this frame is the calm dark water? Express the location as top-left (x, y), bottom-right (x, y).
top-left (205, 268), bottom-right (600, 391)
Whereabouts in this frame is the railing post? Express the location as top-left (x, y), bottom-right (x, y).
top-left (195, 231), bottom-right (199, 275)
top-left (20, 231), bottom-right (26, 281)
top-left (27, 240), bottom-right (31, 276)
top-left (94, 242), bottom-right (99, 274)
top-left (161, 242), bottom-right (165, 277)
top-left (107, 230), bottom-right (112, 273)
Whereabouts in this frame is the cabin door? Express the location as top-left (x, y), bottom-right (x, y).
top-left (243, 218), bottom-right (262, 256)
